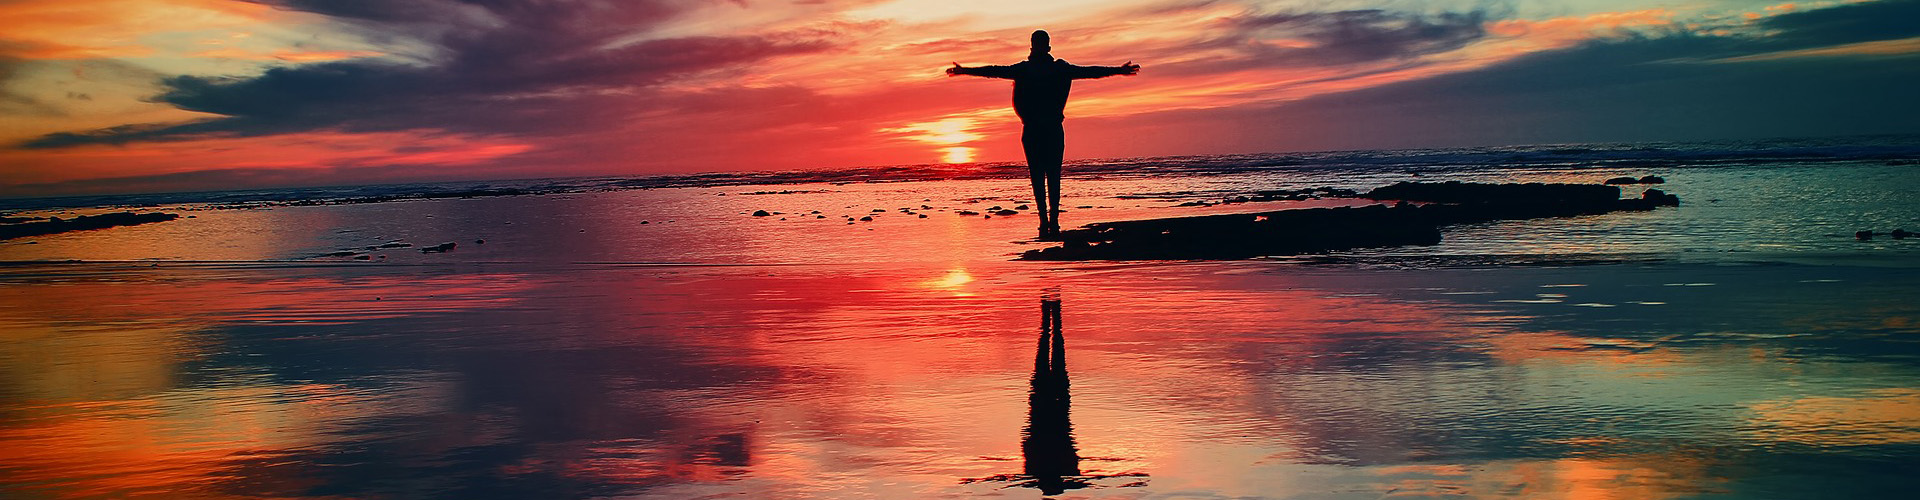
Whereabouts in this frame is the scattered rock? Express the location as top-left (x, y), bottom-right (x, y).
top-left (1638, 175), bottom-right (1665, 184)
top-left (421, 242), bottom-right (457, 253)
top-left (918, 214), bottom-right (928, 218)
top-left (860, 216), bottom-right (873, 221)
top-left (1641, 188), bottom-right (1680, 207)
top-left (1857, 230), bottom-right (1875, 241)
top-left (474, 239), bottom-right (485, 244)
top-left (1894, 229), bottom-right (1912, 239)
top-left (957, 210), bottom-right (980, 216)
top-left (1015, 204), bottom-right (1030, 210)
top-left (752, 210), bottom-right (771, 216)
top-left (353, 255), bottom-right (371, 260)
top-left (326, 251), bottom-right (359, 257)
top-left (1605, 176), bottom-right (1639, 185)
top-left (995, 209), bottom-right (1019, 216)
top-left (378, 242), bottom-right (412, 248)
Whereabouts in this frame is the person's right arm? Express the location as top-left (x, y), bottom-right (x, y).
top-left (947, 62), bottom-right (1018, 79)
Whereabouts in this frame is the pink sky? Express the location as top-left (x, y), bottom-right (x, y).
top-left (3, 0), bottom-right (1918, 196)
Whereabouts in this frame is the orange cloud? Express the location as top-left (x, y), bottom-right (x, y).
top-left (1486, 9), bottom-right (1676, 50)
top-left (188, 48), bottom-right (386, 62)
top-left (0, 0), bottom-right (278, 60)
top-left (0, 130), bottom-right (534, 194)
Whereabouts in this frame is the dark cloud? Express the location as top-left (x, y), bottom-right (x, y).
top-left (1137, 7), bottom-right (1497, 78)
top-left (1758, 0), bottom-right (1920, 47)
top-left (1074, 21), bottom-right (1920, 155)
top-left (1224, 9), bottom-right (1492, 65)
top-left (23, 0), bottom-right (843, 148)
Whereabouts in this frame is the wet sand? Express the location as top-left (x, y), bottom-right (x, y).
top-left (2, 258), bottom-right (1917, 498)
top-left (2, 162), bottom-right (1919, 498)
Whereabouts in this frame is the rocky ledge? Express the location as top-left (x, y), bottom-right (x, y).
top-left (0, 212), bottom-right (181, 240)
top-left (1020, 182), bottom-right (1680, 261)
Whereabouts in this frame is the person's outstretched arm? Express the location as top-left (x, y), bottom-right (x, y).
top-left (1068, 61), bottom-right (1140, 79)
top-left (947, 62), bottom-right (1018, 79)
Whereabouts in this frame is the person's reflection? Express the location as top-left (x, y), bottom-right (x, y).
top-left (1025, 297), bottom-right (1083, 495)
top-left (962, 297), bottom-right (1147, 494)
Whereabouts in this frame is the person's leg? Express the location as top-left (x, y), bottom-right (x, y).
top-left (1043, 122), bottom-right (1065, 234)
top-left (1021, 125), bottom-right (1053, 237)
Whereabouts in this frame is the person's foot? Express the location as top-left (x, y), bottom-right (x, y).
top-left (1036, 222), bottom-right (1062, 241)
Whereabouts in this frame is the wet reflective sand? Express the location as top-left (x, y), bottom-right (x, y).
top-left (3, 160), bottom-right (1917, 498)
top-left (3, 259), bottom-right (1916, 498)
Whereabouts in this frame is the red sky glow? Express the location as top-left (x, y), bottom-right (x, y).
top-left (3, 0), bottom-right (1918, 196)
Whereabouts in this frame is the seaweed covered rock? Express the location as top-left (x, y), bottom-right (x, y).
top-left (0, 212), bottom-right (180, 240)
top-left (1021, 204), bottom-right (1442, 261)
top-left (1023, 182), bottom-right (1683, 261)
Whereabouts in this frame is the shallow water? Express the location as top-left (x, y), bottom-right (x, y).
top-left (3, 142), bottom-right (1919, 498)
top-left (2, 260), bottom-right (1917, 498)
top-left (3, 158), bottom-right (1917, 267)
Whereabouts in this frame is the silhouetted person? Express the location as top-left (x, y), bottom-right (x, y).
top-left (1024, 297), bottom-right (1083, 494)
top-left (948, 30), bottom-right (1139, 239)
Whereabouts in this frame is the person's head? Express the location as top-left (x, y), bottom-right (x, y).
top-left (1029, 30), bottom-right (1051, 61)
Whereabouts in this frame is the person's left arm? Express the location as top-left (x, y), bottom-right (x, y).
top-left (1067, 60), bottom-right (1140, 79)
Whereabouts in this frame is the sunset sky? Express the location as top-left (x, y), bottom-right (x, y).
top-left (3, 0), bottom-right (1918, 197)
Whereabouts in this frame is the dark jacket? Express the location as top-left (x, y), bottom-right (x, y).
top-left (954, 58), bottom-right (1132, 123)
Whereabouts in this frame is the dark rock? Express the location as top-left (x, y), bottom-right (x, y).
top-left (327, 251), bottom-right (359, 257)
top-left (1642, 188), bottom-right (1680, 207)
top-left (752, 210), bottom-right (771, 217)
top-left (1015, 205), bottom-right (1030, 210)
top-left (918, 214), bottom-right (928, 218)
top-left (860, 216), bottom-right (873, 221)
top-left (1025, 181), bottom-right (1683, 261)
top-left (378, 242), bottom-right (412, 248)
top-left (995, 209), bottom-right (1019, 216)
top-left (0, 211), bottom-right (179, 240)
top-left (475, 239), bottom-right (485, 244)
top-left (1893, 229), bottom-right (1911, 239)
top-left (420, 242), bottom-right (457, 253)
top-left (1856, 231), bottom-right (1875, 240)
top-left (1638, 175), bottom-right (1665, 184)
top-left (957, 210), bottom-right (980, 216)
top-left (1605, 176), bottom-right (1639, 185)
top-left (353, 255), bottom-right (371, 260)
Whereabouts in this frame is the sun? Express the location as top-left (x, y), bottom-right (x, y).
top-left (884, 117), bottom-right (986, 163)
top-left (940, 147), bottom-right (975, 163)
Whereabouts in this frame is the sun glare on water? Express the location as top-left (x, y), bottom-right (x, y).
top-left (939, 147), bottom-right (975, 163)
